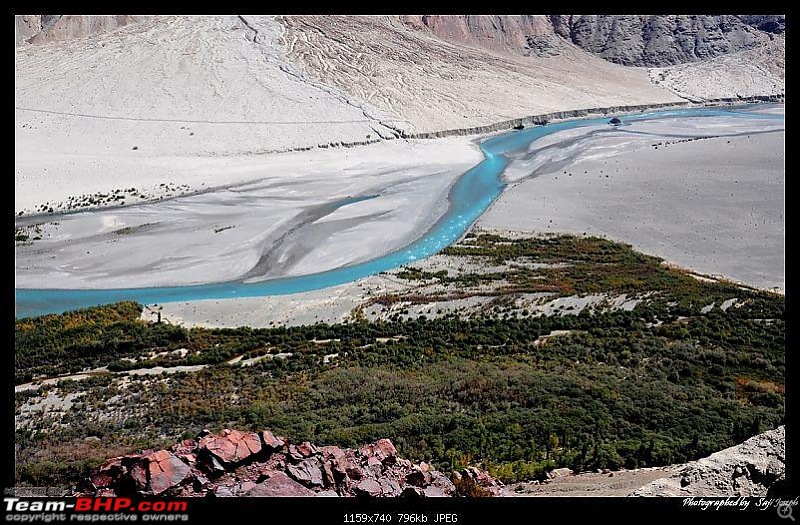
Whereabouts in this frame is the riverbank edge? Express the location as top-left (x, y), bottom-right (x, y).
top-left (14, 94), bottom-right (783, 221)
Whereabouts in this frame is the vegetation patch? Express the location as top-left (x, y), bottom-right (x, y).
top-left (14, 234), bottom-right (784, 488)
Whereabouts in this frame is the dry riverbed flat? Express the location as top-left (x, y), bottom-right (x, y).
top-left (15, 137), bottom-right (481, 289)
top-left (480, 114), bottom-right (784, 291)
top-left (154, 110), bottom-right (784, 327)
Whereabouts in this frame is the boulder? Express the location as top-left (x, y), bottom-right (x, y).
top-left (355, 478), bottom-right (383, 497)
top-left (143, 450), bottom-right (191, 495)
top-left (287, 444), bottom-right (305, 461)
top-left (297, 441), bottom-right (318, 457)
top-left (359, 438), bottom-right (397, 465)
top-left (405, 468), bottom-right (431, 487)
top-left (247, 472), bottom-right (316, 497)
top-left (199, 429), bottom-right (262, 465)
top-left (129, 463), bottom-right (148, 490)
top-left (547, 467), bottom-right (573, 479)
top-left (261, 430), bottom-right (285, 451)
top-left (287, 458), bottom-right (325, 487)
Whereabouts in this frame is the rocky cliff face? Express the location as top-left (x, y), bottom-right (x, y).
top-left (399, 15), bottom-right (780, 67)
top-left (18, 15), bottom-right (782, 68)
top-left (738, 15), bottom-right (786, 34)
top-left (78, 429), bottom-right (503, 497)
top-left (15, 15), bottom-right (146, 45)
top-left (630, 426), bottom-right (786, 497)
top-left (398, 15), bottom-right (563, 57)
top-left (549, 15), bottom-right (774, 66)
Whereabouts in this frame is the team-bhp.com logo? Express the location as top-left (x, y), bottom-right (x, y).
top-left (4, 497), bottom-right (188, 522)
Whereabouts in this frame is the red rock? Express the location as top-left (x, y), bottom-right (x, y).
top-left (170, 439), bottom-right (197, 456)
top-left (95, 488), bottom-right (117, 497)
top-left (261, 430), bottom-right (285, 450)
top-left (199, 429), bottom-right (262, 465)
top-left (346, 464), bottom-right (363, 480)
top-left (213, 485), bottom-right (236, 497)
top-left (321, 459), bottom-right (336, 486)
top-left (129, 463), bottom-right (147, 490)
top-left (98, 457), bottom-right (124, 473)
top-left (182, 453), bottom-right (196, 463)
top-left (194, 474), bottom-right (209, 490)
top-left (354, 478), bottom-right (383, 497)
top-left (84, 431), bottom-right (501, 498)
top-left (89, 471), bottom-right (114, 489)
top-left (422, 485), bottom-right (449, 497)
top-left (207, 455), bottom-right (226, 473)
top-left (379, 477), bottom-right (402, 496)
top-left (238, 481), bottom-right (256, 494)
top-left (375, 439), bottom-right (397, 457)
top-left (320, 445), bottom-right (345, 458)
top-left (453, 467), bottom-right (502, 496)
top-left (321, 446), bottom-right (349, 477)
top-left (144, 450), bottom-right (191, 495)
top-left (246, 471), bottom-right (316, 497)
top-left (287, 444), bottom-right (305, 461)
top-left (360, 439), bottom-right (398, 465)
top-left (287, 458), bottom-right (324, 487)
top-left (405, 469), bottom-right (431, 487)
top-left (297, 441), bottom-right (317, 457)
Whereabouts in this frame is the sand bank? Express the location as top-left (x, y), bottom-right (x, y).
top-left (15, 136), bottom-right (481, 289)
top-left (480, 118), bottom-right (784, 291)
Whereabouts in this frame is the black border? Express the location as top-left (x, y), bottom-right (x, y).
top-left (9, 7), bottom-right (795, 523)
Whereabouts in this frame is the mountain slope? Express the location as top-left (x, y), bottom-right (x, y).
top-left (15, 15), bottom-right (147, 45)
top-left (278, 15), bottom-right (681, 135)
top-left (549, 15), bottom-right (774, 66)
top-left (649, 36), bottom-right (785, 101)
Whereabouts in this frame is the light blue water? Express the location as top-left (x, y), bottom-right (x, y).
top-left (15, 104), bottom-right (783, 318)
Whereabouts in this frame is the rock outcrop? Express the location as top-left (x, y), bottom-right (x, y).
top-left (17, 14), bottom-right (783, 68)
top-left (78, 429), bottom-right (503, 497)
top-left (15, 15), bottom-right (146, 45)
top-left (738, 15), bottom-right (786, 34)
top-left (398, 15), bottom-right (781, 67)
top-left (398, 15), bottom-right (563, 58)
top-left (630, 426), bottom-right (785, 497)
top-left (549, 15), bottom-right (775, 66)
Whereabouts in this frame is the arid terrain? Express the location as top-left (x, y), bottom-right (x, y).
top-left (14, 15), bottom-right (785, 499)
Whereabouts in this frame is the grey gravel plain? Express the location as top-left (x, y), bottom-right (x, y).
top-left (480, 128), bottom-right (784, 291)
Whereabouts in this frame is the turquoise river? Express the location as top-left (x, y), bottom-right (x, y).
top-left (15, 104), bottom-right (783, 318)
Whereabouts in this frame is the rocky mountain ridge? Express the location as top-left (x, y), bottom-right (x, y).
top-left (17, 14), bottom-right (783, 68)
top-left (400, 15), bottom-right (782, 66)
top-left (549, 15), bottom-right (778, 66)
top-left (77, 428), bottom-right (504, 497)
top-left (15, 15), bottom-right (147, 45)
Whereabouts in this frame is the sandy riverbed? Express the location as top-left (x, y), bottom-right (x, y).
top-left (154, 109), bottom-right (784, 327)
top-left (480, 112), bottom-right (785, 291)
top-left (15, 136), bottom-right (481, 289)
